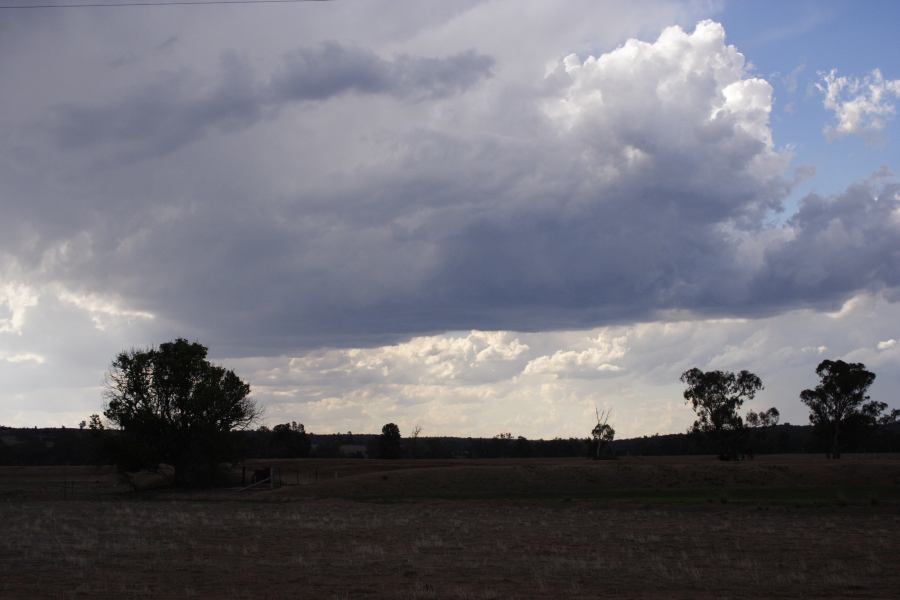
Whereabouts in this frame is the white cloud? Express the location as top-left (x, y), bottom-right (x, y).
top-left (0, 283), bottom-right (39, 335)
top-left (55, 287), bottom-right (154, 331)
top-left (523, 333), bottom-right (627, 378)
top-left (877, 339), bottom-right (897, 351)
top-left (287, 330), bottom-right (529, 385)
top-left (817, 68), bottom-right (900, 139)
top-left (214, 295), bottom-right (900, 438)
top-left (1, 352), bottom-right (45, 365)
top-left (546, 20), bottom-right (777, 155)
top-left (3, 290), bottom-right (898, 436)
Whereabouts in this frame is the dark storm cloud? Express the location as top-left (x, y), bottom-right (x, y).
top-left (5, 18), bottom-right (900, 357)
top-left (752, 179), bottom-right (900, 307)
top-left (53, 54), bottom-right (262, 160)
top-left (50, 43), bottom-right (493, 160)
top-left (270, 43), bottom-right (494, 102)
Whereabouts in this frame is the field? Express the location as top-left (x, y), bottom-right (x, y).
top-left (1, 455), bottom-right (899, 599)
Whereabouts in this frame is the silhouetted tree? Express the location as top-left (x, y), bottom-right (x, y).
top-left (410, 424), bottom-right (423, 458)
top-left (800, 360), bottom-right (879, 458)
top-left (880, 408), bottom-right (900, 426)
top-left (269, 421), bottom-right (311, 458)
top-left (681, 368), bottom-right (763, 460)
top-left (591, 408), bottom-right (615, 459)
top-left (745, 407), bottom-right (780, 428)
top-left (379, 423), bottom-right (401, 459)
top-left (87, 414), bottom-right (104, 431)
top-left (744, 407), bottom-right (779, 457)
top-left (512, 436), bottom-right (532, 458)
top-left (103, 338), bottom-right (258, 484)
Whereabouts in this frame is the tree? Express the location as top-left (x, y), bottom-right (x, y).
top-left (87, 414), bottom-right (104, 431)
top-left (879, 408), bottom-right (900, 426)
top-left (591, 407), bottom-right (615, 459)
top-left (512, 436), bottom-right (532, 458)
top-left (269, 421), bottom-right (311, 458)
top-left (103, 338), bottom-right (258, 484)
top-left (800, 360), bottom-right (878, 459)
top-left (379, 423), bottom-right (401, 459)
top-left (410, 424), bottom-right (423, 458)
top-left (745, 407), bottom-right (780, 428)
top-left (681, 368), bottom-right (763, 460)
top-left (744, 407), bottom-right (779, 457)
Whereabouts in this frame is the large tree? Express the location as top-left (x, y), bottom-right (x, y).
top-left (269, 422), bottom-right (311, 458)
top-left (681, 368), bottom-right (763, 459)
top-left (378, 423), bottom-right (402, 459)
top-left (103, 338), bottom-right (258, 484)
top-left (800, 360), bottom-right (878, 459)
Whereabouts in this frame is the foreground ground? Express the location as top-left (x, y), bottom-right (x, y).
top-left (1, 455), bottom-right (899, 599)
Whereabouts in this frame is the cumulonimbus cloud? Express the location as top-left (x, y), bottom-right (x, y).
top-left (7, 20), bottom-right (900, 355)
top-left (50, 43), bottom-right (494, 160)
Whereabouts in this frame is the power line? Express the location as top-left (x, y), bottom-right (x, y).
top-left (0, 0), bottom-right (328, 8)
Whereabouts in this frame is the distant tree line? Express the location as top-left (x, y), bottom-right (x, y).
top-left (3, 340), bottom-right (899, 483)
top-left (5, 421), bottom-right (899, 467)
top-left (680, 359), bottom-right (899, 460)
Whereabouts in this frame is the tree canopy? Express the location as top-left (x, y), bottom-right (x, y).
top-left (746, 407), bottom-right (780, 428)
top-left (103, 338), bottom-right (258, 484)
top-left (681, 368), bottom-right (763, 460)
top-left (681, 368), bottom-right (762, 433)
top-left (378, 423), bottom-right (401, 459)
top-left (591, 408), bottom-right (615, 459)
top-left (269, 422), bottom-right (311, 458)
top-left (800, 359), bottom-right (879, 458)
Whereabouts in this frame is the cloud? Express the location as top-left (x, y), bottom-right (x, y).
top-left (0, 284), bottom-right (39, 335)
top-left (523, 334), bottom-right (627, 378)
top-left (878, 339), bottom-right (897, 351)
top-left (285, 330), bottom-right (530, 386)
top-left (751, 177), bottom-right (900, 308)
top-left (3, 18), bottom-right (899, 359)
top-left (817, 68), bottom-right (900, 140)
top-left (3, 5), bottom-right (899, 435)
top-left (50, 44), bottom-right (493, 160)
top-left (270, 43), bottom-right (494, 102)
top-left (213, 295), bottom-right (900, 438)
top-left (55, 287), bottom-right (155, 331)
top-left (1, 352), bottom-right (45, 365)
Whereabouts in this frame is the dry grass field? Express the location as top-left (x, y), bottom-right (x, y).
top-left (1, 455), bottom-right (899, 599)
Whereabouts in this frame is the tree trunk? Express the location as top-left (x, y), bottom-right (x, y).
top-left (831, 426), bottom-right (840, 459)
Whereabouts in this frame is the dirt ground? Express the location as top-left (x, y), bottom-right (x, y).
top-left (1, 455), bottom-right (899, 599)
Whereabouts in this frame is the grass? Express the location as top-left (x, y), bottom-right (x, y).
top-left (2, 456), bottom-right (899, 598)
top-left (342, 484), bottom-right (900, 506)
top-left (2, 496), bottom-right (899, 598)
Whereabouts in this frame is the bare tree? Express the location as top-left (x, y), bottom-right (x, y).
top-left (410, 424), bottom-right (423, 459)
top-left (592, 407), bottom-right (615, 459)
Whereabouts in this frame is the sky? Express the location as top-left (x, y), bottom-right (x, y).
top-left (1, 0), bottom-right (899, 439)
